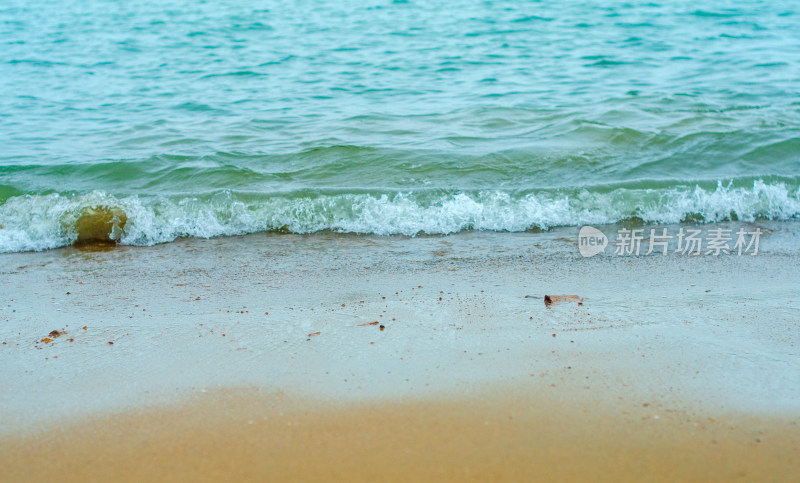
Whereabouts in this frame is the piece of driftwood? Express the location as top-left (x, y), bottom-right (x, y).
top-left (544, 295), bottom-right (583, 306)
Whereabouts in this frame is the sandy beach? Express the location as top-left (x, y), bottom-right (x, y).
top-left (4, 0), bottom-right (800, 480)
top-left (1, 224), bottom-right (800, 481)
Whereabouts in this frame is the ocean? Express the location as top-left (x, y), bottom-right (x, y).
top-left (1, 0), bottom-right (799, 252)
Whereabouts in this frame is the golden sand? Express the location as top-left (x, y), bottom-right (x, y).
top-left (3, 388), bottom-right (798, 482)
top-left (3, 233), bottom-right (800, 481)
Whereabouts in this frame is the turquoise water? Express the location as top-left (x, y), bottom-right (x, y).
top-left (1, 0), bottom-right (799, 251)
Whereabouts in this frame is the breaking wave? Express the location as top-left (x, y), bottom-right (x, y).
top-left (0, 180), bottom-right (798, 253)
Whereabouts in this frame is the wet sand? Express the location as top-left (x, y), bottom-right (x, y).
top-left (1, 225), bottom-right (799, 481)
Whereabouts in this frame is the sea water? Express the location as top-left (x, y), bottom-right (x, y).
top-left (1, 0), bottom-right (798, 252)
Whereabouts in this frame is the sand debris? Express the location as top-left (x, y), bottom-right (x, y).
top-left (544, 295), bottom-right (583, 306)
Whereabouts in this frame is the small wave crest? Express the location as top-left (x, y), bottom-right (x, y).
top-left (0, 181), bottom-right (798, 253)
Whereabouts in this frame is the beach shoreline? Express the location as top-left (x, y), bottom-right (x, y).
top-left (2, 225), bottom-right (799, 480)
top-left (4, 0), bottom-right (800, 479)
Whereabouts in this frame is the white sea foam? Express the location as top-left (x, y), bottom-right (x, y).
top-left (0, 181), bottom-right (798, 253)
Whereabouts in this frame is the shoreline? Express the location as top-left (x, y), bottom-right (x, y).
top-left (2, 225), bottom-right (800, 479)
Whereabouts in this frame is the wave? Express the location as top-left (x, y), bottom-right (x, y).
top-left (0, 180), bottom-right (798, 253)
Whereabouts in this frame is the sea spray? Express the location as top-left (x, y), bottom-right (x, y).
top-left (1, 181), bottom-right (798, 253)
